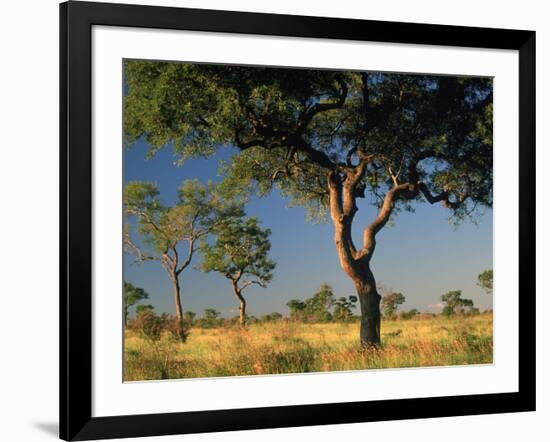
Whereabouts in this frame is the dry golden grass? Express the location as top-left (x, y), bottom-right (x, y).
top-left (124, 313), bottom-right (493, 381)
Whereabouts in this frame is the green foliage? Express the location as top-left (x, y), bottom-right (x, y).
top-left (286, 284), bottom-right (336, 323)
top-left (333, 296), bottom-right (358, 322)
top-left (245, 315), bottom-right (260, 325)
top-left (477, 269), bottom-right (493, 295)
top-left (200, 216), bottom-right (275, 289)
top-left (441, 290), bottom-right (475, 316)
top-left (381, 292), bottom-right (406, 319)
top-left (125, 61), bottom-right (493, 223)
top-left (198, 308), bottom-right (223, 329)
top-left (442, 305), bottom-right (455, 318)
top-left (400, 309), bottom-right (420, 320)
top-left (261, 312), bottom-right (283, 322)
top-left (287, 286), bottom-right (358, 323)
top-left (124, 281), bottom-right (149, 324)
top-left (124, 179), bottom-right (243, 259)
top-left (135, 304), bottom-right (154, 316)
top-left (305, 284), bottom-right (335, 322)
top-left (124, 179), bottom-right (243, 334)
top-left (183, 311), bottom-right (196, 325)
top-left (286, 299), bottom-right (307, 320)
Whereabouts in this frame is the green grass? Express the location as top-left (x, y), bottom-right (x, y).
top-left (124, 313), bottom-right (493, 381)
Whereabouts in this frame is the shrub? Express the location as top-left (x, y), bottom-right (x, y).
top-left (133, 309), bottom-right (166, 342)
top-left (381, 291), bottom-right (406, 319)
top-left (400, 309), bottom-right (419, 320)
top-left (130, 309), bottom-right (182, 380)
top-left (332, 296), bottom-right (358, 322)
top-left (198, 308), bottom-right (223, 329)
top-left (183, 311), bottom-right (196, 325)
top-left (261, 312), bottom-right (283, 322)
top-left (135, 304), bottom-right (154, 315)
top-left (164, 315), bottom-right (191, 343)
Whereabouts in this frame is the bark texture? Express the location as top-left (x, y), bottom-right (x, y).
top-left (170, 273), bottom-right (187, 341)
top-left (232, 280), bottom-right (247, 326)
top-left (357, 283), bottom-right (382, 346)
top-left (327, 165), bottom-right (396, 347)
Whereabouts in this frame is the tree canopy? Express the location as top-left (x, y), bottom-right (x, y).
top-left (200, 216), bottom-right (275, 289)
top-left (200, 216), bottom-right (275, 325)
top-left (332, 295), bottom-right (358, 322)
top-left (286, 283), bottom-right (337, 323)
top-left (381, 291), bottom-right (406, 318)
top-left (477, 269), bottom-right (493, 296)
top-left (124, 179), bottom-right (243, 269)
top-left (124, 281), bottom-right (149, 324)
top-left (125, 61), bottom-right (493, 223)
top-left (441, 290), bottom-right (474, 316)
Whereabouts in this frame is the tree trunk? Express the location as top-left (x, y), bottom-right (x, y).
top-left (356, 280), bottom-right (382, 347)
top-left (171, 274), bottom-right (186, 342)
top-left (332, 230), bottom-right (383, 346)
top-left (329, 211), bottom-right (382, 345)
top-left (327, 169), bottom-right (393, 347)
top-left (232, 282), bottom-right (247, 326)
top-left (238, 297), bottom-right (246, 326)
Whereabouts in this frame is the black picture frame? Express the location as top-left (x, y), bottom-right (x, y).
top-left (60, 1), bottom-right (536, 440)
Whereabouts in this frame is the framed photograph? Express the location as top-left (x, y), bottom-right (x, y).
top-left (60, 1), bottom-right (535, 440)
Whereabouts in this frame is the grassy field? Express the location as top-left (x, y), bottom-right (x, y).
top-left (124, 313), bottom-right (493, 381)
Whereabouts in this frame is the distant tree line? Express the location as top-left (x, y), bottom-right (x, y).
top-left (125, 270), bottom-right (493, 340)
top-left (286, 284), bottom-right (356, 323)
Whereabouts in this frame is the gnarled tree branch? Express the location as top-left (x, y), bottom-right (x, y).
top-left (124, 230), bottom-right (156, 264)
top-left (418, 182), bottom-right (465, 209)
top-left (297, 79), bottom-right (349, 134)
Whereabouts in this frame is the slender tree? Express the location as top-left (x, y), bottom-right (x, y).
top-left (199, 308), bottom-right (222, 329)
top-left (333, 295), bottom-right (358, 322)
top-left (200, 216), bottom-right (275, 326)
top-left (135, 304), bottom-right (154, 316)
top-left (441, 290), bottom-right (474, 316)
top-left (123, 281), bottom-right (149, 326)
top-left (124, 179), bottom-right (242, 340)
top-left (183, 311), bottom-right (196, 325)
top-left (477, 269), bottom-right (493, 296)
top-left (304, 284), bottom-right (335, 323)
top-left (286, 299), bottom-right (307, 321)
top-left (125, 62), bottom-right (492, 346)
top-left (381, 292), bottom-right (406, 319)
top-left (286, 284), bottom-right (340, 323)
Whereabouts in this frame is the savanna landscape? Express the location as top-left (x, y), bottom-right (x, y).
top-left (123, 60), bottom-right (493, 381)
top-left (124, 311), bottom-right (493, 381)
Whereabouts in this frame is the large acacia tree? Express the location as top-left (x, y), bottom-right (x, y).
top-left (125, 61), bottom-right (493, 346)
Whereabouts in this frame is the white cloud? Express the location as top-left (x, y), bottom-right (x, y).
top-left (426, 303), bottom-right (444, 313)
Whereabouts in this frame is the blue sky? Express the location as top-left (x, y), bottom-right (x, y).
top-left (124, 139), bottom-right (493, 319)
